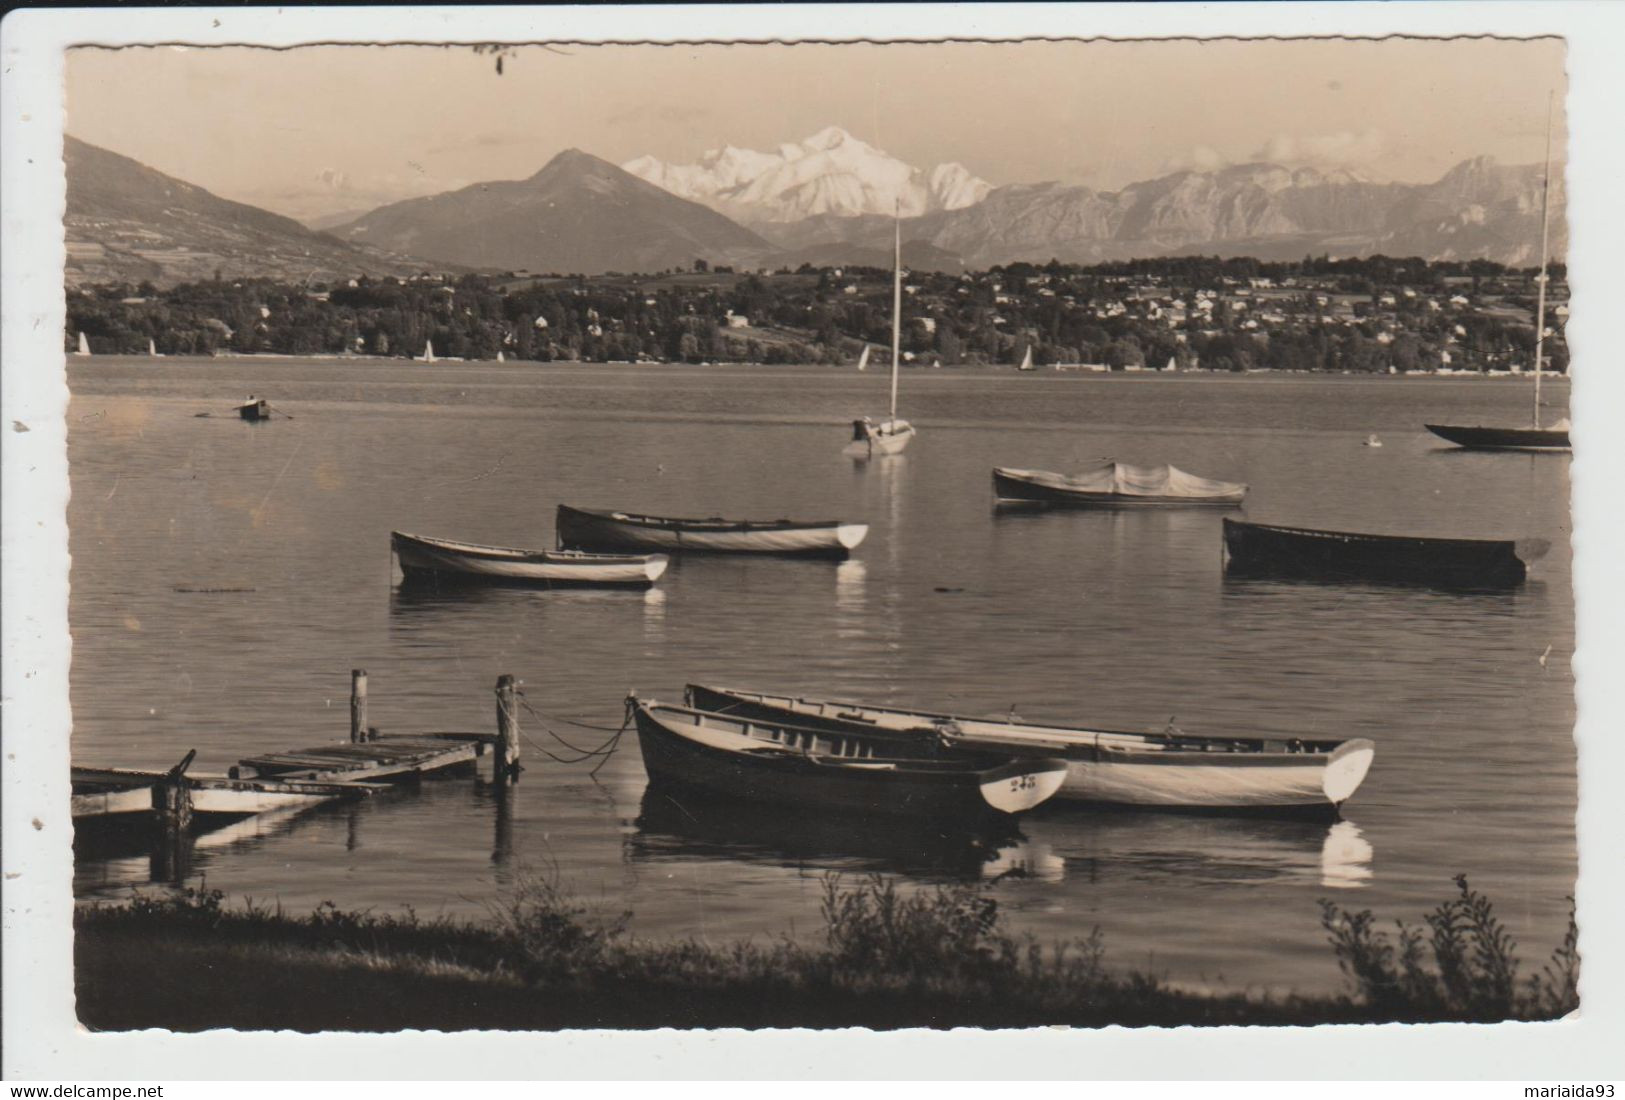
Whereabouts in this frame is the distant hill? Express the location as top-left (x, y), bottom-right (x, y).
top-left (333, 149), bottom-right (777, 275)
top-left (64, 136), bottom-right (430, 287)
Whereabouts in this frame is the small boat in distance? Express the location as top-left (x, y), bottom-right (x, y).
top-left (993, 463), bottom-right (1247, 507)
top-left (556, 504), bottom-right (868, 559)
top-left (75, 332), bottom-right (91, 356)
top-left (419, 339), bottom-right (436, 363)
top-left (1222, 517), bottom-right (1550, 588)
top-left (392, 530), bottom-right (668, 588)
top-left (1016, 346), bottom-right (1035, 372)
top-left (686, 685), bottom-right (1374, 819)
top-left (855, 345), bottom-right (870, 372)
top-left (630, 698), bottom-right (1068, 818)
top-left (1425, 93), bottom-right (1570, 453)
top-left (148, 338), bottom-right (161, 358)
top-left (844, 206), bottom-right (916, 458)
top-left (235, 395), bottom-right (271, 421)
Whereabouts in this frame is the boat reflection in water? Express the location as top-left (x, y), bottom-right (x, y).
top-left (73, 799), bottom-right (346, 892)
top-left (1023, 808), bottom-right (1374, 890)
top-left (627, 788), bottom-right (1039, 880)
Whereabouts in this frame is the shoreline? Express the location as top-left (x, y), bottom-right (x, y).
top-left (73, 876), bottom-right (1576, 1032)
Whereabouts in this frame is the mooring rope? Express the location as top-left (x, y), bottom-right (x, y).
top-left (513, 693), bottom-right (632, 777)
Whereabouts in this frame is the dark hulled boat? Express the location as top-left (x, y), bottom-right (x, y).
top-left (1222, 517), bottom-right (1549, 588)
top-left (630, 699), bottom-right (1067, 819)
top-left (556, 504), bottom-right (867, 559)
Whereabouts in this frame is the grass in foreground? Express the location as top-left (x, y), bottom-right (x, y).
top-left (74, 873), bottom-right (1577, 1031)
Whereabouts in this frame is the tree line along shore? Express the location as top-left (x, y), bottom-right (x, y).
top-left (74, 872), bottom-right (1577, 1032)
top-left (65, 254), bottom-right (1567, 376)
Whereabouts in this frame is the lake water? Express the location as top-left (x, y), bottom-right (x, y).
top-left (68, 357), bottom-right (1575, 996)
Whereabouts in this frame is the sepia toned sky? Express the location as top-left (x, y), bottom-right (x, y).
top-left (66, 37), bottom-right (1567, 223)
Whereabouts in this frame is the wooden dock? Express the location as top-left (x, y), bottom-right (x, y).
top-left (72, 672), bottom-right (523, 847)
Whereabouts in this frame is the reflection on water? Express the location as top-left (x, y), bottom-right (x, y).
top-left (1320, 821), bottom-right (1374, 889)
top-left (1025, 808), bottom-right (1371, 890)
top-left (628, 788), bottom-right (1027, 879)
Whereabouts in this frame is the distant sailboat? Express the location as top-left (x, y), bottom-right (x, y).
top-left (1163, 356), bottom-right (1178, 373)
top-left (421, 339), bottom-right (436, 364)
top-left (497, 349), bottom-right (505, 363)
top-left (1425, 93), bottom-right (1570, 453)
top-left (75, 332), bottom-right (90, 357)
top-left (855, 345), bottom-right (870, 372)
top-left (844, 207), bottom-right (916, 458)
top-left (1017, 346), bottom-right (1035, 372)
top-left (147, 338), bottom-right (160, 358)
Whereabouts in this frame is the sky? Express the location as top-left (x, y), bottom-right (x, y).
top-left (66, 37), bottom-right (1568, 224)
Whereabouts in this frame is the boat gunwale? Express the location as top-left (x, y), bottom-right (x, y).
top-left (686, 684), bottom-right (1355, 758)
top-left (559, 504), bottom-right (848, 535)
top-left (1223, 516), bottom-right (1534, 553)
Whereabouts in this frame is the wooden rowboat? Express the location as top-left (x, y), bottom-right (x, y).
top-left (72, 765), bottom-right (368, 831)
top-left (631, 699), bottom-right (1068, 818)
top-left (686, 685), bottom-right (1375, 819)
top-left (392, 530), bottom-right (668, 587)
top-left (1222, 518), bottom-right (1549, 588)
top-left (556, 504), bottom-right (868, 559)
top-left (235, 397), bottom-right (270, 421)
top-left (993, 464), bottom-right (1246, 507)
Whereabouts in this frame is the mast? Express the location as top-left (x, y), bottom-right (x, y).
top-left (1532, 91), bottom-right (1555, 429)
top-left (890, 203), bottom-right (902, 422)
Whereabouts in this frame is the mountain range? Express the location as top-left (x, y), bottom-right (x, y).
top-left (63, 131), bottom-right (1566, 287)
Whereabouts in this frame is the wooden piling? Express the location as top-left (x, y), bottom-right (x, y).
top-left (151, 749), bottom-right (196, 838)
top-left (350, 669), bottom-right (368, 744)
top-left (494, 674), bottom-right (520, 782)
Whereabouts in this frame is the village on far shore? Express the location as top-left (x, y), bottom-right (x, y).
top-left (66, 254), bottom-right (1567, 377)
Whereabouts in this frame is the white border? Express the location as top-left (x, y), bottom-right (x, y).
top-left (5, 3), bottom-right (1624, 1081)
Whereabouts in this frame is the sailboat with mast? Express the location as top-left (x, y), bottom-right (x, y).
top-left (855, 345), bottom-right (870, 372)
top-left (844, 208), bottom-right (916, 457)
top-left (1425, 96), bottom-right (1570, 452)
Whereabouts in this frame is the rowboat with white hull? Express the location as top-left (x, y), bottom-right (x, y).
top-left (686, 685), bottom-right (1375, 818)
top-left (993, 463), bottom-right (1247, 507)
top-left (1222, 518), bottom-right (1549, 588)
top-left (557, 504), bottom-right (867, 559)
top-left (392, 530), bottom-right (667, 587)
top-left (631, 699), bottom-right (1068, 818)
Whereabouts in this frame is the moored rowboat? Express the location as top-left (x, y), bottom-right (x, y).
top-left (1222, 517), bottom-right (1549, 588)
top-left (631, 699), bottom-right (1068, 818)
top-left (392, 530), bottom-right (668, 587)
top-left (557, 504), bottom-right (867, 559)
top-left (993, 464), bottom-right (1246, 506)
top-left (686, 685), bottom-right (1375, 818)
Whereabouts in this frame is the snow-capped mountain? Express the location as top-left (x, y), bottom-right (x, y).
top-left (623, 126), bottom-right (992, 224)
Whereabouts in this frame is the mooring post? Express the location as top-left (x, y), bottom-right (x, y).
top-left (494, 674), bottom-right (521, 782)
top-left (151, 749), bottom-right (196, 842)
top-left (350, 669), bottom-right (368, 744)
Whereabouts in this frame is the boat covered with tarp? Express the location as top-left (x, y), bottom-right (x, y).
top-left (686, 684), bottom-right (1375, 819)
top-left (631, 698), bottom-right (1067, 819)
top-left (557, 504), bottom-right (867, 558)
top-left (393, 530), bottom-right (668, 587)
top-left (1222, 517), bottom-right (1549, 588)
top-left (992, 463), bottom-right (1247, 506)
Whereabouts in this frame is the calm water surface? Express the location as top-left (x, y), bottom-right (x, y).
top-left (69, 358), bottom-right (1575, 994)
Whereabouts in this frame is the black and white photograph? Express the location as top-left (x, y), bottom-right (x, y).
top-left (5, 2), bottom-right (1625, 1083)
